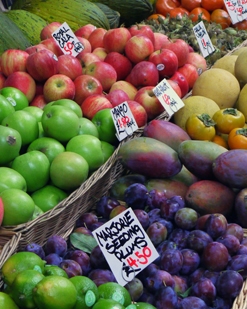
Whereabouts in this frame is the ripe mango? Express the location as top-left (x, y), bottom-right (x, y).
top-left (185, 180), bottom-right (235, 216)
top-left (117, 137), bottom-right (182, 178)
top-left (212, 149), bottom-right (247, 188)
top-left (170, 165), bottom-right (199, 187)
top-left (178, 140), bottom-right (228, 180)
top-left (143, 119), bottom-right (191, 152)
top-left (234, 188), bottom-right (247, 228)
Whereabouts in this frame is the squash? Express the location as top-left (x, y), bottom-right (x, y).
top-left (94, 3), bottom-right (120, 29)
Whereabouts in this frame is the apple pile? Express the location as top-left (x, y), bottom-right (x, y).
top-left (0, 21), bottom-right (208, 127)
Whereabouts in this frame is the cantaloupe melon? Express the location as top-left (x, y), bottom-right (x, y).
top-left (212, 55), bottom-right (238, 76)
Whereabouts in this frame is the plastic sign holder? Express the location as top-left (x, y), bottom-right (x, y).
top-left (193, 21), bottom-right (215, 58)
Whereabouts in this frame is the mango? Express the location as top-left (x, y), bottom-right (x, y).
top-left (178, 140), bottom-right (228, 180)
top-left (212, 149), bottom-right (247, 189)
top-left (185, 180), bottom-right (235, 216)
top-left (234, 188), bottom-right (247, 228)
top-left (117, 137), bottom-right (182, 178)
top-left (143, 119), bottom-right (191, 152)
top-left (145, 178), bottom-right (188, 199)
top-left (109, 174), bottom-right (147, 201)
top-left (170, 165), bottom-right (199, 187)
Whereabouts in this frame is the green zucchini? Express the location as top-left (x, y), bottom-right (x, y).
top-left (94, 3), bottom-right (120, 29)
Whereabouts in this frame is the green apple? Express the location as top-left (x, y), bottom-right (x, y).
top-left (0, 87), bottom-right (29, 111)
top-left (52, 99), bottom-right (83, 118)
top-left (0, 167), bottom-right (27, 193)
top-left (50, 151), bottom-right (89, 192)
top-left (0, 188), bottom-right (35, 226)
top-left (1, 110), bottom-right (39, 146)
top-left (66, 134), bottom-right (104, 172)
top-left (27, 137), bottom-right (65, 163)
top-left (31, 184), bottom-right (68, 213)
top-left (31, 205), bottom-right (44, 220)
top-left (38, 122), bottom-right (45, 138)
top-left (78, 117), bottom-right (99, 138)
top-left (101, 141), bottom-right (115, 164)
top-left (23, 106), bottom-right (44, 122)
top-left (41, 105), bottom-right (79, 143)
top-left (91, 108), bottom-right (118, 145)
top-left (11, 150), bottom-right (50, 193)
top-left (0, 94), bottom-right (15, 123)
top-left (0, 125), bottom-right (22, 166)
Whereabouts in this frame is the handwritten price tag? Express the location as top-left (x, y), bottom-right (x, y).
top-left (224, 0), bottom-right (247, 24)
top-left (52, 22), bottom-right (84, 57)
top-left (193, 21), bottom-right (215, 58)
top-left (92, 208), bottom-right (159, 286)
top-left (111, 102), bottom-right (138, 141)
top-left (153, 78), bottom-right (184, 117)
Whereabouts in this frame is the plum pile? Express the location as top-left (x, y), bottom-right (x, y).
top-left (24, 182), bottom-right (247, 309)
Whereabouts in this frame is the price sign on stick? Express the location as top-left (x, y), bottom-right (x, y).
top-left (193, 21), bottom-right (215, 58)
top-left (153, 78), bottom-right (184, 118)
top-left (224, 0), bottom-right (247, 24)
top-left (111, 102), bottom-right (138, 141)
top-left (52, 22), bottom-right (84, 57)
top-left (92, 208), bottom-right (159, 286)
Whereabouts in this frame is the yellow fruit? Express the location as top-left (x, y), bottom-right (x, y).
top-left (235, 83), bottom-right (247, 120)
top-left (9, 269), bottom-right (45, 309)
top-left (70, 275), bottom-right (99, 309)
top-left (231, 46), bottom-right (247, 56)
top-left (192, 68), bottom-right (240, 109)
top-left (32, 275), bottom-right (77, 309)
top-left (97, 282), bottom-right (131, 307)
top-left (0, 291), bottom-right (19, 309)
top-left (235, 49), bottom-right (247, 87)
top-left (212, 55), bottom-right (238, 76)
top-left (1, 251), bottom-right (46, 286)
top-left (173, 95), bottom-right (220, 131)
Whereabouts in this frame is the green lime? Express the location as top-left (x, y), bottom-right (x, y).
top-left (97, 282), bottom-right (131, 307)
top-left (92, 298), bottom-right (125, 309)
top-left (9, 269), bottom-right (45, 308)
top-left (70, 275), bottom-right (99, 309)
top-left (0, 291), bottom-right (19, 309)
top-left (43, 265), bottom-right (68, 278)
top-left (1, 251), bottom-right (46, 286)
top-left (32, 275), bottom-right (77, 309)
top-left (126, 302), bottom-right (157, 309)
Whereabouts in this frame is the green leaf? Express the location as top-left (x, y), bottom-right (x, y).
top-left (70, 232), bottom-right (98, 253)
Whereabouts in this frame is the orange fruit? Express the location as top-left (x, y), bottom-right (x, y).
top-left (201, 0), bottom-right (224, 11)
top-left (210, 9), bottom-right (232, 29)
top-left (189, 7), bottom-right (211, 22)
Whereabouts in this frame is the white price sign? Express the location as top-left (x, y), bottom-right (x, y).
top-left (92, 208), bottom-right (159, 286)
top-left (52, 22), bottom-right (84, 57)
top-left (193, 21), bottom-right (215, 58)
top-left (111, 102), bottom-right (138, 141)
top-left (224, 0), bottom-right (247, 24)
top-left (153, 79), bottom-right (184, 117)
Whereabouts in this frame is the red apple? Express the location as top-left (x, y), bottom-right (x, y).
top-left (4, 71), bottom-right (36, 102)
top-left (104, 52), bottom-right (132, 81)
top-left (76, 36), bottom-right (92, 57)
top-left (43, 74), bottom-right (75, 103)
top-left (30, 94), bottom-right (47, 109)
top-left (57, 54), bottom-right (82, 80)
top-left (84, 61), bottom-right (117, 92)
top-left (167, 80), bottom-right (182, 98)
top-left (134, 86), bottom-right (165, 120)
top-left (125, 35), bottom-right (154, 64)
top-left (126, 100), bottom-right (148, 128)
top-left (74, 74), bottom-right (103, 105)
top-left (165, 38), bottom-right (190, 67)
top-left (40, 22), bottom-right (62, 40)
top-left (26, 49), bottom-right (59, 82)
top-left (186, 52), bottom-right (207, 74)
top-left (1, 49), bottom-right (29, 76)
top-left (88, 28), bottom-right (107, 50)
top-left (81, 94), bottom-right (112, 119)
top-left (109, 81), bottom-right (138, 100)
top-left (0, 72), bottom-right (6, 89)
top-left (169, 71), bottom-right (189, 98)
top-left (129, 24), bottom-right (155, 44)
top-left (103, 27), bottom-right (131, 53)
top-left (92, 47), bottom-right (108, 61)
top-left (153, 32), bottom-right (170, 50)
top-left (178, 63), bottom-right (199, 89)
top-left (148, 48), bottom-right (178, 79)
top-left (40, 37), bottom-right (64, 57)
top-left (126, 61), bottom-right (159, 88)
top-left (25, 43), bottom-right (49, 55)
top-left (105, 89), bottom-right (130, 107)
top-left (74, 24), bottom-right (97, 39)
top-left (76, 52), bottom-right (101, 73)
